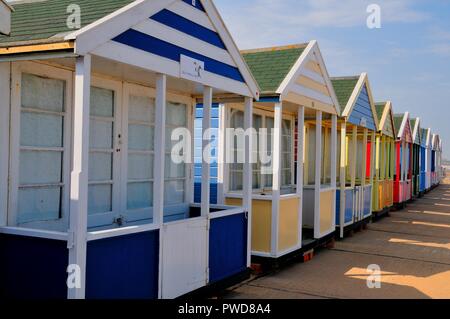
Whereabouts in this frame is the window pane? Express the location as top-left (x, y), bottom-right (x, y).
top-left (21, 112), bottom-right (63, 147)
top-left (166, 102), bottom-right (187, 126)
top-left (129, 124), bottom-right (153, 151)
top-left (129, 95), bottom-right (154, 123)
top-left (127, 182), bottom-right (153, 210)
top-left (20, 150), bottom-right (62, 185)
top-left (88, 184), bottom-right (112, 215)
top-left (89, 152), bottom-right (112, 181)
top-left (90, 119), bottom-right (113, 149)
top-left (21, 73), bottom-right (65, 112)
top-left (18, 187), bottom-right (61, 223)
top-left (165, 155), bottom-right (186, 178)
top-left (91, 87), bottom-right (114, 117)
top-left (128, 153), bottom-right (153, 180)
top-left (164, 180), bottom-right (185, 205)
top-left (230, 171), bottom-right (243, 191)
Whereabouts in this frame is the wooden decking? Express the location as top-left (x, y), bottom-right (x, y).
top-left (225, 173), bottom-right (450, 299)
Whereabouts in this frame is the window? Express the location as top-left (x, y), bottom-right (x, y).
top-left (164, 102), bottom-right (188, 216)
top-left (17, 73), bottom-right (66, 224)
top-left (228, 108), bottom-right (293, 192)
top-left (88, 87), bottom-right (116, 219)
top-left (126, 94), bottom-right (155, 219)
top-left (9, 63), bottom-right (72, 231)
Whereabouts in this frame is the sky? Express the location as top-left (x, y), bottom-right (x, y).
top-left (215, 0), bottom-right (450, 159)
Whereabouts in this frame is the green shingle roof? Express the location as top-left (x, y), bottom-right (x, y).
top-left (330, 77), bottom-right (359, 115)
top-left (375, 102), bottom-right (386, 121)
top-left (394, 114), bottom-right (405, 134)
top-left (0, 0), bottom-right (134, 46)
top-left (242, 45), bottom-right (306, 94)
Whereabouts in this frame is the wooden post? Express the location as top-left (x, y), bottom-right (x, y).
top-left (351, 125), bottom-right (357, 188)
top-left (0, 62), bottom-right (10, 227)
top-left (314, 111), bottom-right (322, 239)
top-left (362, 129), bottom-right (368, 187)
top-left (339, 122), bottom-right (347, 238)
top-left (154, 74), bottom-right (167, 226)
top-left (331, 114), bottom-right (337, 230)
top-left (68, 55), bottom-right (91, 300)
top-left (201, 86), bottom-right (212, 217)
top-left (243, 97), bottom-right (253, 265)
top-left (297, 106), bottom-right (305, 247)
top-left (271, 102), bottom-right (282, 255)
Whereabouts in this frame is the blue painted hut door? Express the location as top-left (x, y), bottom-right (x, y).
top-left (161, 217), bottom-right (208, 298)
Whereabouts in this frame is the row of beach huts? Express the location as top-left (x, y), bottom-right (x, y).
top-left (0, 0), bottom-right (444, 299)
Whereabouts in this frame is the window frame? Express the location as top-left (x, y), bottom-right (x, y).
top-left (8, 61), bottom-right (73, 230)
top-left (226, 105), bottom-right (295, 193)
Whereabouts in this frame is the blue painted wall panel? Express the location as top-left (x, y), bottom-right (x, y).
top-left (0, 234), bottom-right (68, 299)
top-left (86, 231), bottom-right (159, 300)
top-left (347, 85), bottom-right (376, 131)
top-left (194, 104), bottom-right (220, 204)
top-left (336, 189), bottom-right (354, 225)
top-left (364, 186), bottom-right (372, 217)
top-left (113, 30), bottom-right (244, 82)
top-left (209, 213), bottom-right (248, 283)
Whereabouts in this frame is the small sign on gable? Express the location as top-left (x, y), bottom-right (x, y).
top-left (180, 55), bottom-right (205, 83)
top-left (360, 117), bottom-right (367, 128)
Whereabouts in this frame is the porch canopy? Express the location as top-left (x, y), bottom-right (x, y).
top-left (0, 0), bottom-right (259, 299)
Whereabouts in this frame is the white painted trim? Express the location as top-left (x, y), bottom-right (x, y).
top-left (330, 114), bottom-right (337, 232)
top-left (296, 106), bottom-right (304, 248)
top-left (153, 74), bottom-right (166, 226)
top-left (87, 223), bottom-right (160, 242)
top-left (0, 226), bottom-right (68, 241)
top-left (243, 97), bottom-right (253, 266)
top-left (209, 207), bottom-right (246, 220)
top-left (200, 0), bottom-right (260, 99)
top-left (201, 86), bottom-right (212, 217)
top-left (271, 102), bottom-right (283, 255)
top-left (8, 62), bottom-right (73, 230)
top-left (339, 122), bottom-right (346, 238)
top-left (277, 41), bottom-right (340, 115)
top-left (217, 103), bottom-right (226, 204)
top-left (397, 112), bottom-right (410, 139)
top-left (67, 0), bottom-right (177, 53)
top-left (68, 55), bottom-right (91, 300)
top-left (314, 111), bottom-right (322, 239)
top-left (0, 62), bottom-right (10, 227)
top-left (92, 41), bottom-right (253, 98)
top-left (290, 83), bottom-right (333, 105)
top-left (168, 1), bottom-right (215, 31)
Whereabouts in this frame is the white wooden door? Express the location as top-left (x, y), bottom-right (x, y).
top-left (161, 217), bottom-right (208, 299)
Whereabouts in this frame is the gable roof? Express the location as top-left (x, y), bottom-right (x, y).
top-left (375, 101), bottom-right (396, 138)
top-left (0, 0), bottom-right (135, 47)
top-left (242, 44), bottom-right (307, 94)
top-left (1, 0), bottom-right (260, 99)
top-left (410, 118), bottom-right (421, 145)
top-left (420, 128), bottom-right (430, 147)
top-left (241, 41), bottom-right (340, 114)
top-left (394, 112), bottom-right (413, 142)
top-left (330, 73), bottom-right (379, 130)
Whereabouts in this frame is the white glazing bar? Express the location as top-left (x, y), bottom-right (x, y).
top-left (201, 86), bottom-right (213, 217)
top-left (243, 97), bottom-right (253, 266)
top-left (68, 54), bottom-right (91, 300)
top-left (154, 74), bottom-right (166, 225)
top-left (314, 111), bottom-right (322, 239)
top-left (271, 102), bottom-right (282, 255)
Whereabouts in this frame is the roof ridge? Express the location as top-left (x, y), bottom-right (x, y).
top-left (330, 75), bottom-right (360, 81)
top-left (240, 43), bottom-right (308, 54)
